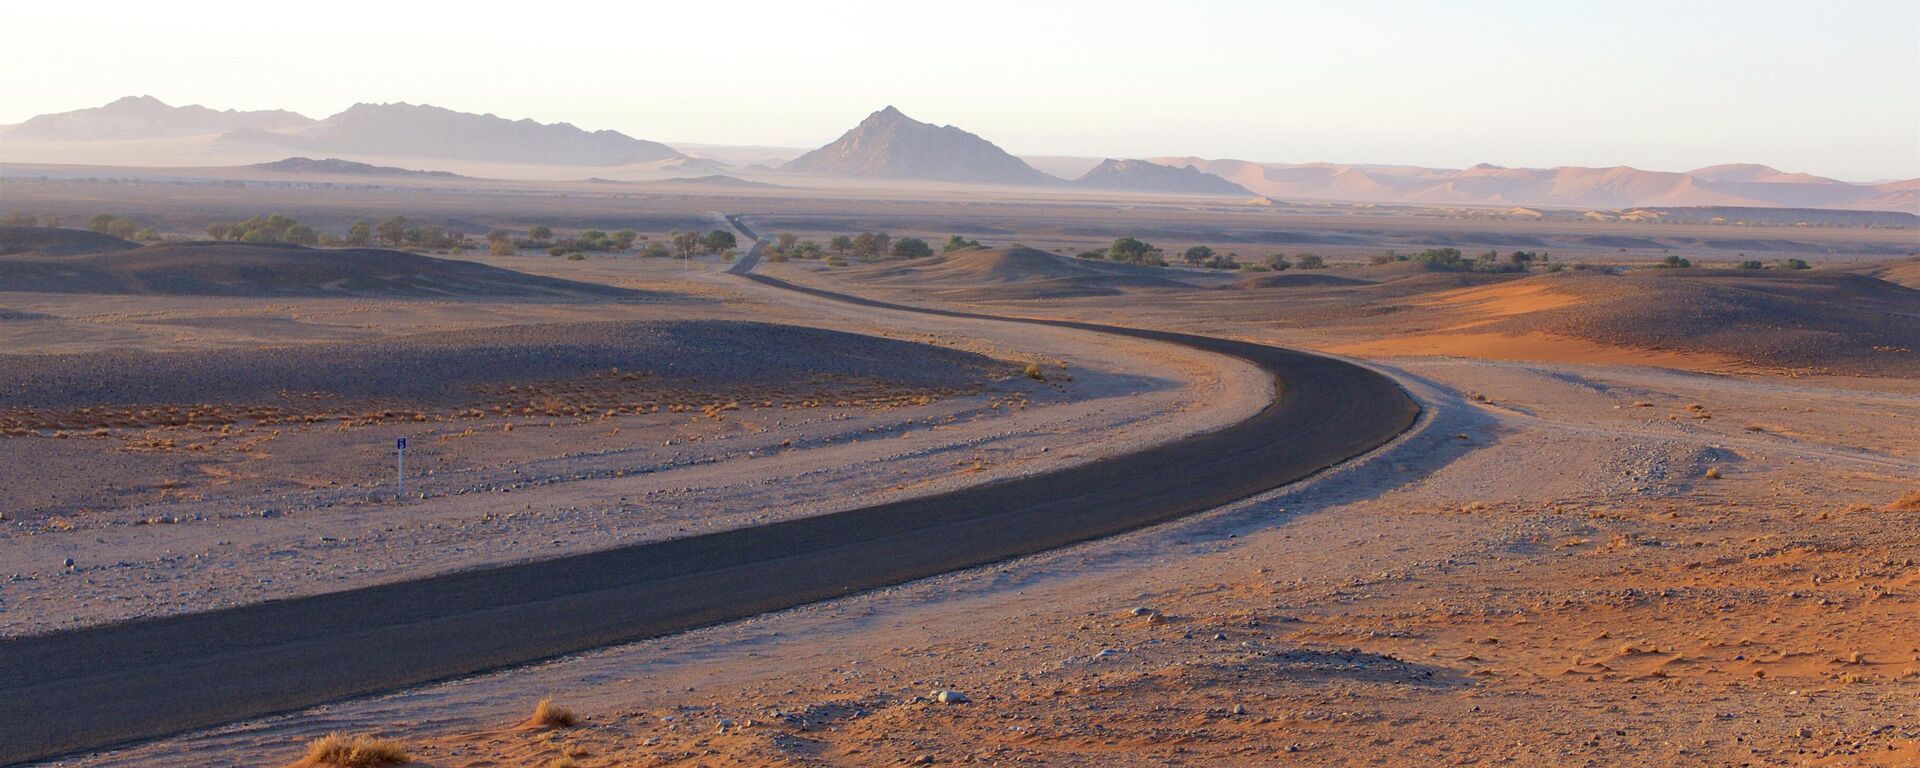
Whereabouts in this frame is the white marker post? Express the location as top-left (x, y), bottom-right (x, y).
top-left (395, 437), bottom-right (407, 500)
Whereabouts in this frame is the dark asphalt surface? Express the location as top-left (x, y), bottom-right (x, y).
top-left (0, 226), bottom-right (1418, 765)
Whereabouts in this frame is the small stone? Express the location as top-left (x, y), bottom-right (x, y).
top-left (1232, 704), bottom-right (1246, 715)
top-left (931, 689), bottom-right (969, 704)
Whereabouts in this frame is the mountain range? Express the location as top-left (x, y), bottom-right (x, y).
top-left (8, 95), bottom-right (311, 140)
top-left (7, 97), bottom-right (681, 166)
top-left (4, 97), bottom-right (1913, 211)
top-left (1151, 157), bottom-right (1918, 213)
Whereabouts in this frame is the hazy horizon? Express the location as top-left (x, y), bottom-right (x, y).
top-left (4, 0), bottom-right (1916, 182)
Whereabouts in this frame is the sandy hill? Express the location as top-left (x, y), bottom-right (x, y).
top-left (222, 102), bottom-right (683, 166)
top-left (5, 95), bottom-right (311, 141)
top-left (1413, 269), bottom-right (1920, 374)
top-left (1072, 159), bottom-right (1252, 196)
top-left (0, 237), bottom-right (642, 299)
top-left (1849, 256), bottom-right (1920, 290)
top-left (782, 107), bottom-right (1059, 186)
top-left (249, 157), bottom-right (464, 178)
top-left (1154, 157), bottom-right (1920, 214)
top-left (839, 246), bottom-right (1197, 300)
top-left (0, 226), bottom-right (140, 257)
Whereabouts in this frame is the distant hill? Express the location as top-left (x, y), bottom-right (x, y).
top-left (250, 157), bottom-right (464, 178)
top-left (661, 175), bottom-right (782, 189)
top-left (1156, 157), bottom-right (1920, 214)
top-left (7, 95), bottom-right (312, 141)
top-left (1072, 159), bottom-right (1252, 196)
top-left (837, 246), bottom-right (1198, 300)
top-left (222, 102), bottom-right (683, 166)
top-left (0, 236), bottom-right (643, 298)
top-left (0, 226), bottom-right (140, 257)
top-left (782, 106), bottom-right (1060, 186)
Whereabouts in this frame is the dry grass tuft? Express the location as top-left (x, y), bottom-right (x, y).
top-left (528, 697), bottom-right (578, 728)
top-left (297, 733), bottom-right (409, 767)
top-left (1023, 362), bottom-right (1046, 381)
top-left (1886, 489), bottom-right (1920, 513)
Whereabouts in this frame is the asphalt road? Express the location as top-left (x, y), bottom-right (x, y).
top-left (0, 232), bottom-right (1417, 765)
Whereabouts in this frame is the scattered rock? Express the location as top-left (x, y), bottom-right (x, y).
top-left (931, 689), bottom-right (969, 704)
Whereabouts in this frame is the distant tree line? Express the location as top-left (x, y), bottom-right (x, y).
top-left (765, 231), bottom-right (946, 265)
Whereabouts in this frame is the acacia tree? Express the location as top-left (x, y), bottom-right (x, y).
top-left (891, 237), bottom-right (933, 258)
top-left (700, 229), bottom-right (737, 255)
top-left (1183, 245), bottom-right (1214, 265)
top-left (670, 229), bottom-right (702, 259)
top-left (347, 221), bottom-right (372, 246)
top-left (376, 216), bottom-right (409, 246)
top-left (829, 235), bottom-right (853, 255)
top-left (850, 232), bottom-right (891, 260)
top-left (1108, 236), bottom-right (1162, 265)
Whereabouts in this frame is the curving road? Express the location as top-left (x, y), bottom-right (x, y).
top-left (0, 221), bottom-right (1417, 766)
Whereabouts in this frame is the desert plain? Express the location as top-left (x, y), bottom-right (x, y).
top-left (1, 158), bottom-right (1917, 768)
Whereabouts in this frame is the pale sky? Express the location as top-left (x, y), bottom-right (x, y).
top-left (3, 0), bottom-right (1916, 181)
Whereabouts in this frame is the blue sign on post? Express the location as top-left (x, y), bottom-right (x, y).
top-left (397, 437), bottom-right (408, 450)
top-left (395, 438), bottom-right (407, 499)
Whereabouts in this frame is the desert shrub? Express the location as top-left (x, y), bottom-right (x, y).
top-left (1265, 254), bottom-right (1291, 271)
top-left (1737, 260), bottom-right (1764, 269)
top-left (1296, 254), bottom-right (1326, 269)
top-left (943, 235), bottom-right (982, 252)
top-left (826, 256), bottom-right (848, 266)
top-left (642, 242), bottom-right (671, 258)
top-left (1023, 363), bottom-right (1046, 381)
top-left (1778, 258), bottom-right (1812, 270)
top-left (489, 239), bottom-right (516, 257)
top-left (1241, 263), bottom-right (1271, 272)
top-left (135, 227), bottom-right (160, 241)
top-left (4, 211), bottom-right (37, 226)
top-left (1660, 255), bottom-right (1693, 268)
top-left (565, 252), bottom-right (586, 261)
top-left (767, 251), bottom-right (789, 262)
top-left (529, 697), bottom-right (578, 728)
top-left (548, 246), bottom-right (566, 257)
top-left (300, 733), bottom-right (409, 767)
top-left (1545, 262), bottom-right (1566, 272)
top-left (1075, 250), bottom-right (1106, 260)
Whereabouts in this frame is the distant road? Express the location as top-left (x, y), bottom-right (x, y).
top-left (0, 220), bottom-right (1417, 765)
